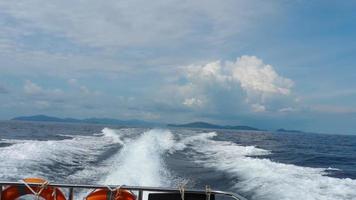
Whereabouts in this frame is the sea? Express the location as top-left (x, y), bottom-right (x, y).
top-left (0, 120), bottom-right (356, 200)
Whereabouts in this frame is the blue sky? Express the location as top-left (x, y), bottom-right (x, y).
top-left (0, 1), bottom-right (355, 134)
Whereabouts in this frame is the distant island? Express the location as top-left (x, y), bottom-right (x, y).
top-left (12, 115), bottom-right (310, 133)
top-left (12, 115), bottom-right (158, 127)
top-left (13, 115), bottom-right (260, 131)
top-left (168, 121), bottom-right (260, 131)
top-left (276, 128), bottom-right (304, 133)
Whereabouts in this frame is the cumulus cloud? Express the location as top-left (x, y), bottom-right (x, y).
top-left (24, 80), bottom-right (43, 95)
top-left (251, 104), bottom-right (266, 112)
top-left (176, 55), bottom-right (295, 113)
top-left (67, 78), bottom-right (98, 95)
top-left (24, 80), bottom-right (63, 96)
top-left (185, 61), bottom-right (229, 86)
top-left (67, 78), bottom-right (78, 86)
top-left (183, 97), bottom-right (204, 108)
top-left (229, 56), bottom-right (294, 95)
top-left (79, 86), bottom-right (90, 95)
top-left (279, 107), bottom-right (297, 113)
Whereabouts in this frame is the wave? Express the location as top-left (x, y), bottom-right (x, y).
top-left (0, 128), bottom-right (214, 185)
top-left (102, 129), bottom-right (176, 186)
top-left (100, 127), bottom-right (124, 145)
top-left (172, 132), bottom-right (218, 152)
top-left (0, 128), bottom-right (124, 182)
top-left (186, 132), bottom-right (356, 200)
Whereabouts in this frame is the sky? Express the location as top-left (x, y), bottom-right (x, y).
top-left (0, 0), bottom-right (355, 134)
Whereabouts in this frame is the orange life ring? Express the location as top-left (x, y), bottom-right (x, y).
top-left (1, 178), bottom-right (66, 200)
top-left (86, 188), bottom-right (135, 200)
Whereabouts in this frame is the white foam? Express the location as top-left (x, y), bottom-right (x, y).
top-left (172, 132), bottom-right (218, 152)
top-left (103, 129), bottom-right (176, 186)
top-left (0, 128), bottom-right (124, 181)
top-left (187, 132), bottom-right (356, 200)
top-left (101, 127), bottom-right (124, 145)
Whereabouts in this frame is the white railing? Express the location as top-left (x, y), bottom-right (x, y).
top-left (0, 181), bottom-right (247, 200)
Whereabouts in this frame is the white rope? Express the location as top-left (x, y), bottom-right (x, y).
top-left (21, 179), bottom-right (49, 200)
top-left (52, 187), bottom-right (57, 200)
top-left (205, 185), bottom-right (211, 200)
top-left (106, 185), bottom-right (122, 200)
top-left (178, 181), bottom-right (188, 200)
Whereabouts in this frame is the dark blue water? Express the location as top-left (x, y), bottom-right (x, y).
top-left (217, 129), bottom-right (356, 179)
top-left (0, 120), bottom-right (355, 200)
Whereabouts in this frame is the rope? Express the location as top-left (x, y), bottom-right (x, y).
top-left (178, 181), bottom-right (188, 200)
top-left (114, 186), bottom-right (122, 200)
top-left (52, 187), bottom-right (57, 200)
top-left (205, 185), bottom-right (211, 200)
top-left (106, 185), bottom-right (122, 200)
top-left (21, 179), bottom-right (49, 200)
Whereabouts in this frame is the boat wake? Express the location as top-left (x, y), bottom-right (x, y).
top-left (183, 131), bottom-right (356, 200)
top-left (0, 134), bottom-right (117, 181)
top-left (102, 129), bottom-right (176, 186)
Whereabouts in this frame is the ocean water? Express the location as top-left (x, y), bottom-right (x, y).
top-left (0, 120), bottom-right (356, 200)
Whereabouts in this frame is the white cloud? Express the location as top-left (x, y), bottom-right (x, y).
top-left (0, 0), bottom-right (281, 79)
top-left (67, 78), bottom-right (78, 86)
top-left (251, 104), bottom-right (266, 112)
top-left (67, 78), bottom-right (98, 95)
top-left (279, 107), bottom-right (297, 113)
top-left (176, 55), bottom-right (295, 112)
top-left (183, 97), bottom-right (204, 108)
top-left (0, 0), bottom-right (278, 48)
top-left (24, 80), bottom-right (63, 97)
top-left (79, 86), bottom-right (90, 95)
top-left (229, 56), bottom-right (294, 95)
top-left (185, 61), bottom-right (229, 86)
top-left (24, 80), bottom-right (43, 95)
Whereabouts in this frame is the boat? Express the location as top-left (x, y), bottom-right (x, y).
top-left (0, 177), bottom-right (247, 200)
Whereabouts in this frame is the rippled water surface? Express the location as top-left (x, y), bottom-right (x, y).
top-left (1, 121), bottom-right (356, 200)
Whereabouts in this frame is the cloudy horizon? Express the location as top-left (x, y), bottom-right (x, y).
top-left (0, 1), bottom-right (355, 134)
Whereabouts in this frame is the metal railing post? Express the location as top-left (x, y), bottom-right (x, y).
top-left (0, 185), bottom-right (3, 200)
top-left (69, 188), bottom-right (74, 200)
top-left (138, 189), bottom-right (143, 200)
